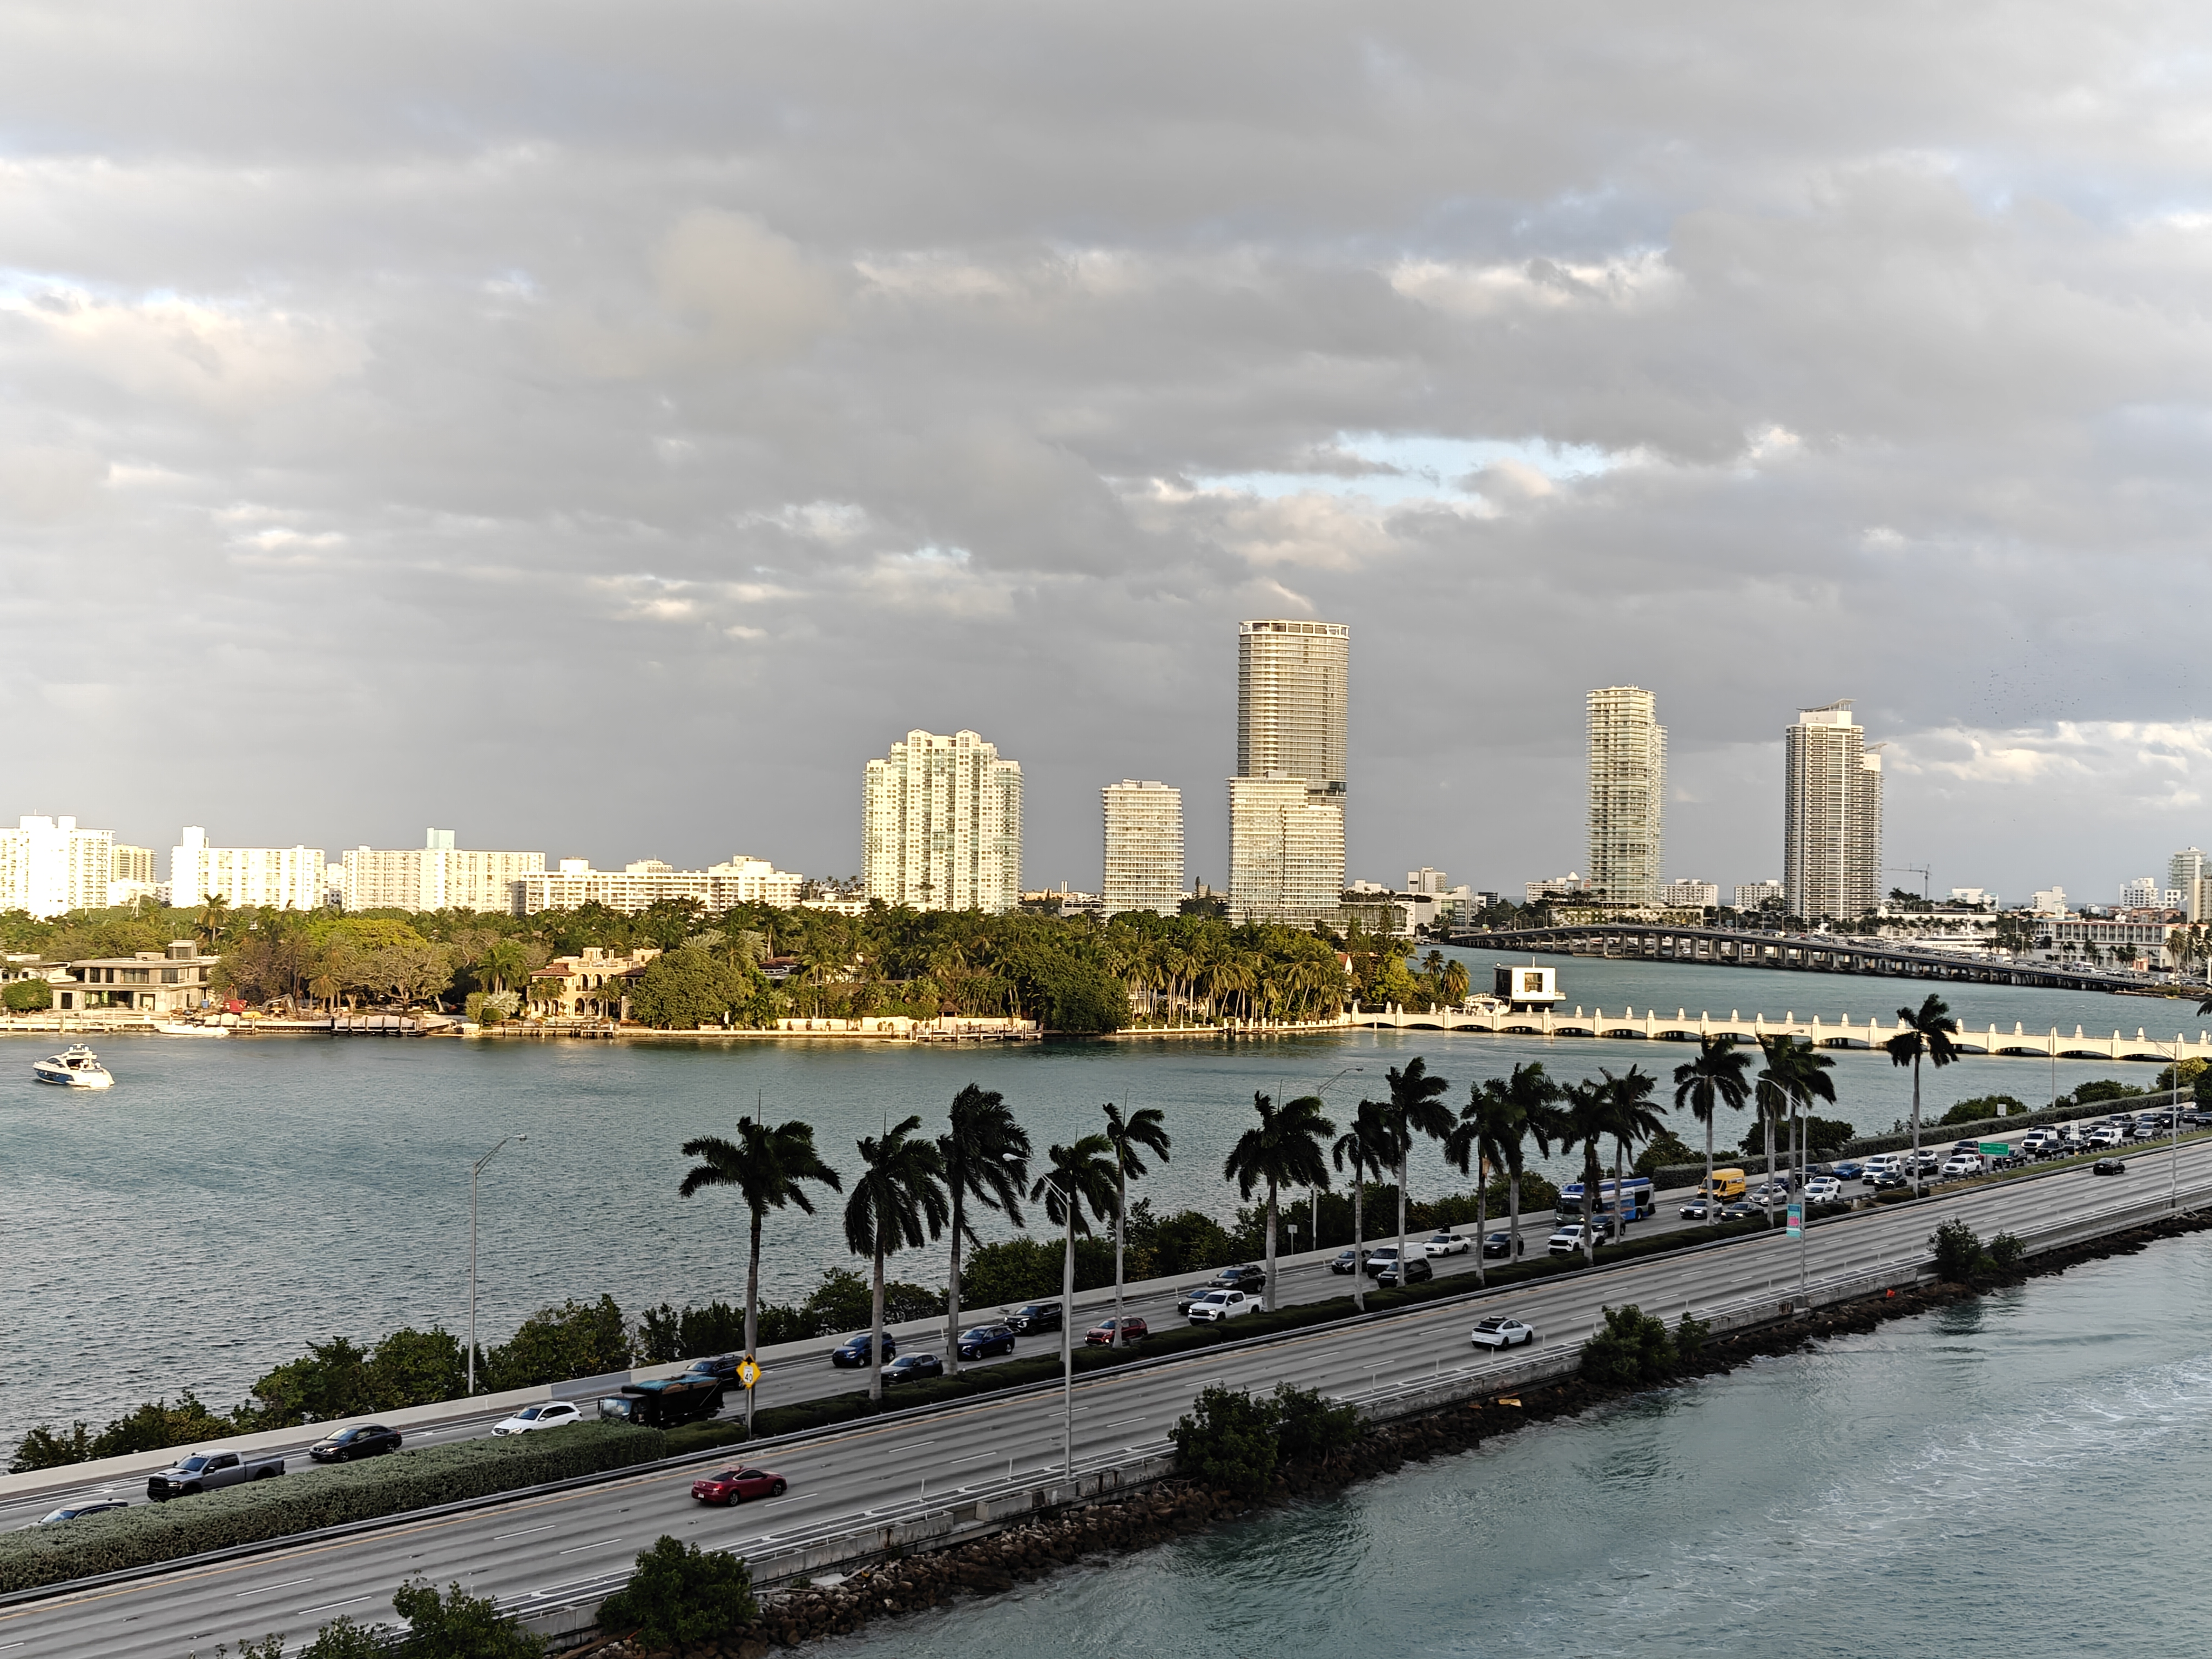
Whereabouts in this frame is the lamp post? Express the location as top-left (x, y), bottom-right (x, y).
top-left (1307, 1065), bottom-right (1363, 1255)
top-left (468, 1134), bottom-right (527, 1396)
top-left (1010, 1152), bottom-right (1078, 1488)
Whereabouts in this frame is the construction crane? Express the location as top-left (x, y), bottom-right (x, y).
top-left (1886, 865), bottom-right (1933, 903)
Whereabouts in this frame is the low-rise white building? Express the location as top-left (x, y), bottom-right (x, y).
top-left (1733, 880), bottom-right (1784, 912)
top-left (1660, 878), bottom-right (1721, 909)
top-left (170, 828), bottom-right (327, 912)
top-left (0, 817), bottom-right (117, 919)
top-left (341, 830), bottom-right (545, 914)
top-left (517, 855), bottom-right (805, 915)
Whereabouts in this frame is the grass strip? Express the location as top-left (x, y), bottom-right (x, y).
top-left (0, 1421), bottom-right (663, 1595)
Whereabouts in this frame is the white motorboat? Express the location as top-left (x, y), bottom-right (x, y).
top-left (155, 1021), bottom-right (228, 1037)
top-left (32, 1044), bottom-right (114, 1088)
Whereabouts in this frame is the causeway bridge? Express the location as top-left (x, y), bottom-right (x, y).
top-left (1346, 1001), bottom-right (2212, 1063)
top-left (1452, 922), bottom-right (2167, 995)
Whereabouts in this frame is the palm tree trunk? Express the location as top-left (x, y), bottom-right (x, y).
top-left (1611, 1140), bottom-right (1624, 1244)
top-left (1061, 1202), bottom-right (1076, 1413)
top-left (1475, 1155), bottom-right (1488, 1289)
top-left (869, 1243), bottom-right (886, 1405)
top-left (1264, 1178), bottom-right (1278, 1312)
top-left (1703, 1097), bottom-right (1716, 1226)
top-left (1912, 1053), bottom-right (1923, 1197)
top-left (745, 1208), bottom-right (762, 1358)
top-left (1112, 1168), bottom-right (1127, 1347)
top-left (1507, 1154), bottom-right (1522, 1265)
top-left (1352, 1174), bottom-right (1366, 1313)
top-left (945, 1190), bottom-right (966, 1379)
top-left (1764, 1105), bottom-right (1776, 1228)
top-left (1582, 1149), bottom-right (1599, 1263)
top-left (1396, 1151), bottom-right (1409, 1297)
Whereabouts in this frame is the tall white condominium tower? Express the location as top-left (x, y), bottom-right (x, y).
top-left (0, 817), bottom-right (117, 918)
top-left (170, 827), bottom-right (329, 912)
top-left (1101, 781), bottom-right (1184, 918)
top-left (1228, 774), bottom-right (1346, 928)
top-left (2171, 847), bottom-right (2208, 921)
top-left (862, 730), bottom-right (1023, 913)
top-left (1783, 701), bottom-right (1883, 921)
top-left (1587, 686), bottom-right (1667, 908)
top-left (1235, 619), bottom-right (1348, 922)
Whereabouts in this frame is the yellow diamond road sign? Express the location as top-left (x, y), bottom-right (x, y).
top-left (737, 1359), bottom-right (761, 1390)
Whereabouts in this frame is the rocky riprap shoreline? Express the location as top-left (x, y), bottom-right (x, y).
top-left (583, 1204), bottom-right (2212, 1657)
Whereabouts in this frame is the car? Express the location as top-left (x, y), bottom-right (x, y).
top-left (491, 1401), bottom-right (583, 1435)
top-left (955, 1324), bottom-right (1016, 1360)
top-left (1175, 1285), bottom-right (1212, 1316)
top-left (2087, 1126), bottom-right (2124, 1149)
top-left (1867, 1172), bottom-right (1907, 1192)
top-left (2133, 1121), bottom-right (2166, 1141)
top-left (1951, 1138), bottom-right (1982, 1152)
top-left (1719, 1198), bottom-right (1764, 1217)
top-left (1832, 1161), bottom-right (1866, 1179)
top-left (1469, 1317), bottom-right (1536, 1350)
top-left (1548, 1223), bottom-right (1594, 1256)
top-left (1803, 1177), bottom-right (1842, 1202)
top-left (308, 1424), bottom-right (403, 1462)
top-left (1678, 1198), bottom-right (1713, 1220)
top-left (1007, 1302), bottom-right (1064, 1334)
top-left (683, 1353), bottom-right (741, 1382)
top-left (1425, 1231), bottom-right (1472, 1257)
top-left (1209, 1264), bottom-right (1267, 1293)
top-left (1083, 1315), bottom-right (1149, 1346)
top-left (882, 1353), bottom-right (946, 1385)
top-left (690, 1466), bottom-right (787, 1505)
top-left (1187, 1289), bottom-right (1259, 1323)
top-left (34, 1501), bottom-right (129, 1525)
top-left (2094, 1157), bottom-right (2127, 1175)
top-left (1939, 1155), bottom-right (1982, 1179)
top-left (830, 1332), bottom-right (896, 1367)
top-left (1375, 1254), bottom-right (1433, 1287)
top-left (1363, 1245), bottom-right (1425, 1278)
top-left (1481, 1231), bottom-right (1525, 1257)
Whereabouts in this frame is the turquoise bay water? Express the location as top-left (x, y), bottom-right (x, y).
top-left (0, 955), bottom-right (2195, 1445)
top-left (830, 1233), bottom-right (2212, 1657)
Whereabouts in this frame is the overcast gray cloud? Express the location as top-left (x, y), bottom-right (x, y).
top-left (4, 0), bottom-right (2211, 901)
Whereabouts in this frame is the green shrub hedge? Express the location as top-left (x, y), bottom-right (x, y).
top-left (0, 1421), bottom-right (664, 1595)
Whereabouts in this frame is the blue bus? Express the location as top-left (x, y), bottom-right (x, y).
top-left (1555, 1175), bottom-right (1656, 1222)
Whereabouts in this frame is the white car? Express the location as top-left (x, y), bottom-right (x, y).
top-left (491, 1401), bottom-right (583, 1436)
top-left (1548, 1223), bottom-right (1594, 1256)
top-left (1186, 1289), bottom-right (1258, 1324)
top-left (2087, 1125), bottom-right (2123, 1149)
top-left (1803, 1176), bottom-right (1842, 1202)
top-left (1425, 1231), bottom-right (1472, 1257)
top-left (1469, 1317), bottom-right (1537, 1350)
top-left (1939, 1155), bottom-right (1982, 1179)
top-left (1862, 1155), bottom-right (1903, 1181)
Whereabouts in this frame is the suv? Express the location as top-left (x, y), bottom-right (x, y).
top-left (1939, 1154), bottom-right (1982, 1179)
top-left (1007, 1302), bottom-right (1063, 1335)
top-left (1209, 1264), bottom-right (1267, 1293)
top-left (1548, 1223), bottom-right (1595, 1256)
top-left (683, 1353), bottom-right (741, 1382)
top-left (1374, 1253), bottom-right (1433, 1287)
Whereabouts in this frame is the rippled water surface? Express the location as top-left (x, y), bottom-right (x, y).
top-left (0, 952), bottom-right (2192, 1447)
top-left (829, 1233), bottom-right (2212, 1656)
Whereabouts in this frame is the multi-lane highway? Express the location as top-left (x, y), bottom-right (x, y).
top-left (10, 1134), bottom-right (2211, 1658)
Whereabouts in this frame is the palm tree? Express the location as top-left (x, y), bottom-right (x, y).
top-left (841, 1116), bottom-right (949, 1403)
top-left (1885, 994), bottom-right (1960, 1197)
top-left (1030, 1136), bottom-right (1118, 1395)
top-left (1596, 1067), bottom-right (1667, 1244)
top-left (1554, 1079), bottom-right (1615, 1263)
top-left (1331, 1099), bottom-right (1391, 1312)
top-left (938, 1084), bottom-right (1031, 1376)
top-left (1223, 1091), bottom-right (1334, 1310)
top-left (1444, 1083), bottom-right (1505, 1287)
top-left (1102, 1102), bottom-right (1171, 1347)
top-left (1375, 1057), bottom-right (1453, 1298)
top-left (679, 1116), bottom-right (843, 1424)
top-left (1762, 1036), bottom-right (1837, 1202)
top-left (1673, 1037), bottom-right (1752, 1225)
top-left (1752, 1037), bottom-right (1791, 1223)
top-left (1475, 1063), bottom-right (1562, 1265)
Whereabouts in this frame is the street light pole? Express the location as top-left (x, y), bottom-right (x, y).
top-left (468, 1134), bottom-right (527, 1396)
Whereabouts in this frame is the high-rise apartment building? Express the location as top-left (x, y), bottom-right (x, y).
top-left (2120, 875), bottom-right (2162, 911)
top-left (2170, 848), bottom-right (2206, 921)
top-left (170, 827), bottom-right (327, 912)
top-left (0, 817), bottom-right (117, 918)
top-left (342, 831), bottom-right (548, 914)
top-left (1233, 621), bottom-right (1348, 924)
top-left (1228, 774), bottom-right (1346, 929)
top-left (1587, 687), bottom-right (1667, 908)
top-left (1101, 781), bottom-right (1184, 918)
top-left (862, 730), bottom-right (1023, 913)
top-left (1783, 702), bottom-right (1883, 921)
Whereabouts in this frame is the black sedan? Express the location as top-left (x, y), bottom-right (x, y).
top-left (956, 1324), bottom-right (1016, 1360)
top-left (2094, 1157), bottom-right (2127, 1176)
top-left (1481, 1232), bottom-right (1525, 1258)
top-left (35, 1501), bottom-right (129, 1525)
top-left (1374, 1255), bottom-right (1433, 1287)
top-left (830, 1332), bottom-right (896, 1367)
top-left (881, 1353), bottom-right (945, 1385)
top-left (1328, 1249), bottom-right (1361, 1274)
top-left (1007, 1302), bottom-right (1063, 1334)
top-left (309, 1424), bottom-right (403, 1462)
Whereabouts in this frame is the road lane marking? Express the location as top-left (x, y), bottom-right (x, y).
top-left (948, 1452), bottom-right (997, 1465)
top-left (556, 1537), bottom-right (622, 1556)
top-left (234, 1577), bottom-right (314, 1597)
top-left (494, 1523), bottom-right (557, 1541)
top-left (1097, 1415), bottom-right (1147, 1429)
top-left (295, 1596), bottom-right (370, 1616)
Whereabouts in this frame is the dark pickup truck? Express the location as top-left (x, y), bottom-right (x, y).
top-left (147, 1448), bottom-right (286, 1500)
top-left (597, 1371), bottom-right (727, 1429)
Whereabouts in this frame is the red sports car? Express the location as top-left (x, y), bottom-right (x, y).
top-left (691, 1467), bottom-right (788, 1505)
top-left (1083, 1316), bottom-right (1149, 1346)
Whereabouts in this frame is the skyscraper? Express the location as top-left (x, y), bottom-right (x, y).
top-left (0, 817), bottom-right (117, 919)
top-left (862, 730), bottom-right (1023, 913)
top-left (2170, 848), bottom-right (2206, 921)
top-left (1784, 701), bottom-right (1883, 921)
top-left (1101, 781), bottom-right (1184, 918)
top-left (1587, 686), bottom-right (1666, 908)
top-left (1233, 619), bottom-right (1348, 924)
top-left (1228, 774), bottom-right (1346, 928)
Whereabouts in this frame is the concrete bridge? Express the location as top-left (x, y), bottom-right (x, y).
top-left (1347, 1001), bottom-right (2212, 1063)
top-left (1453, 923), bottom-right (2166, 994)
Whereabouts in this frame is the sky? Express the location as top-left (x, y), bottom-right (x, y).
top-left (5, 1), bottom-right (2212, 903)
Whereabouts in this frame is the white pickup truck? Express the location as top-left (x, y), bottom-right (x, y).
top-left (147, 1448), bottom-right (286, 1500)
